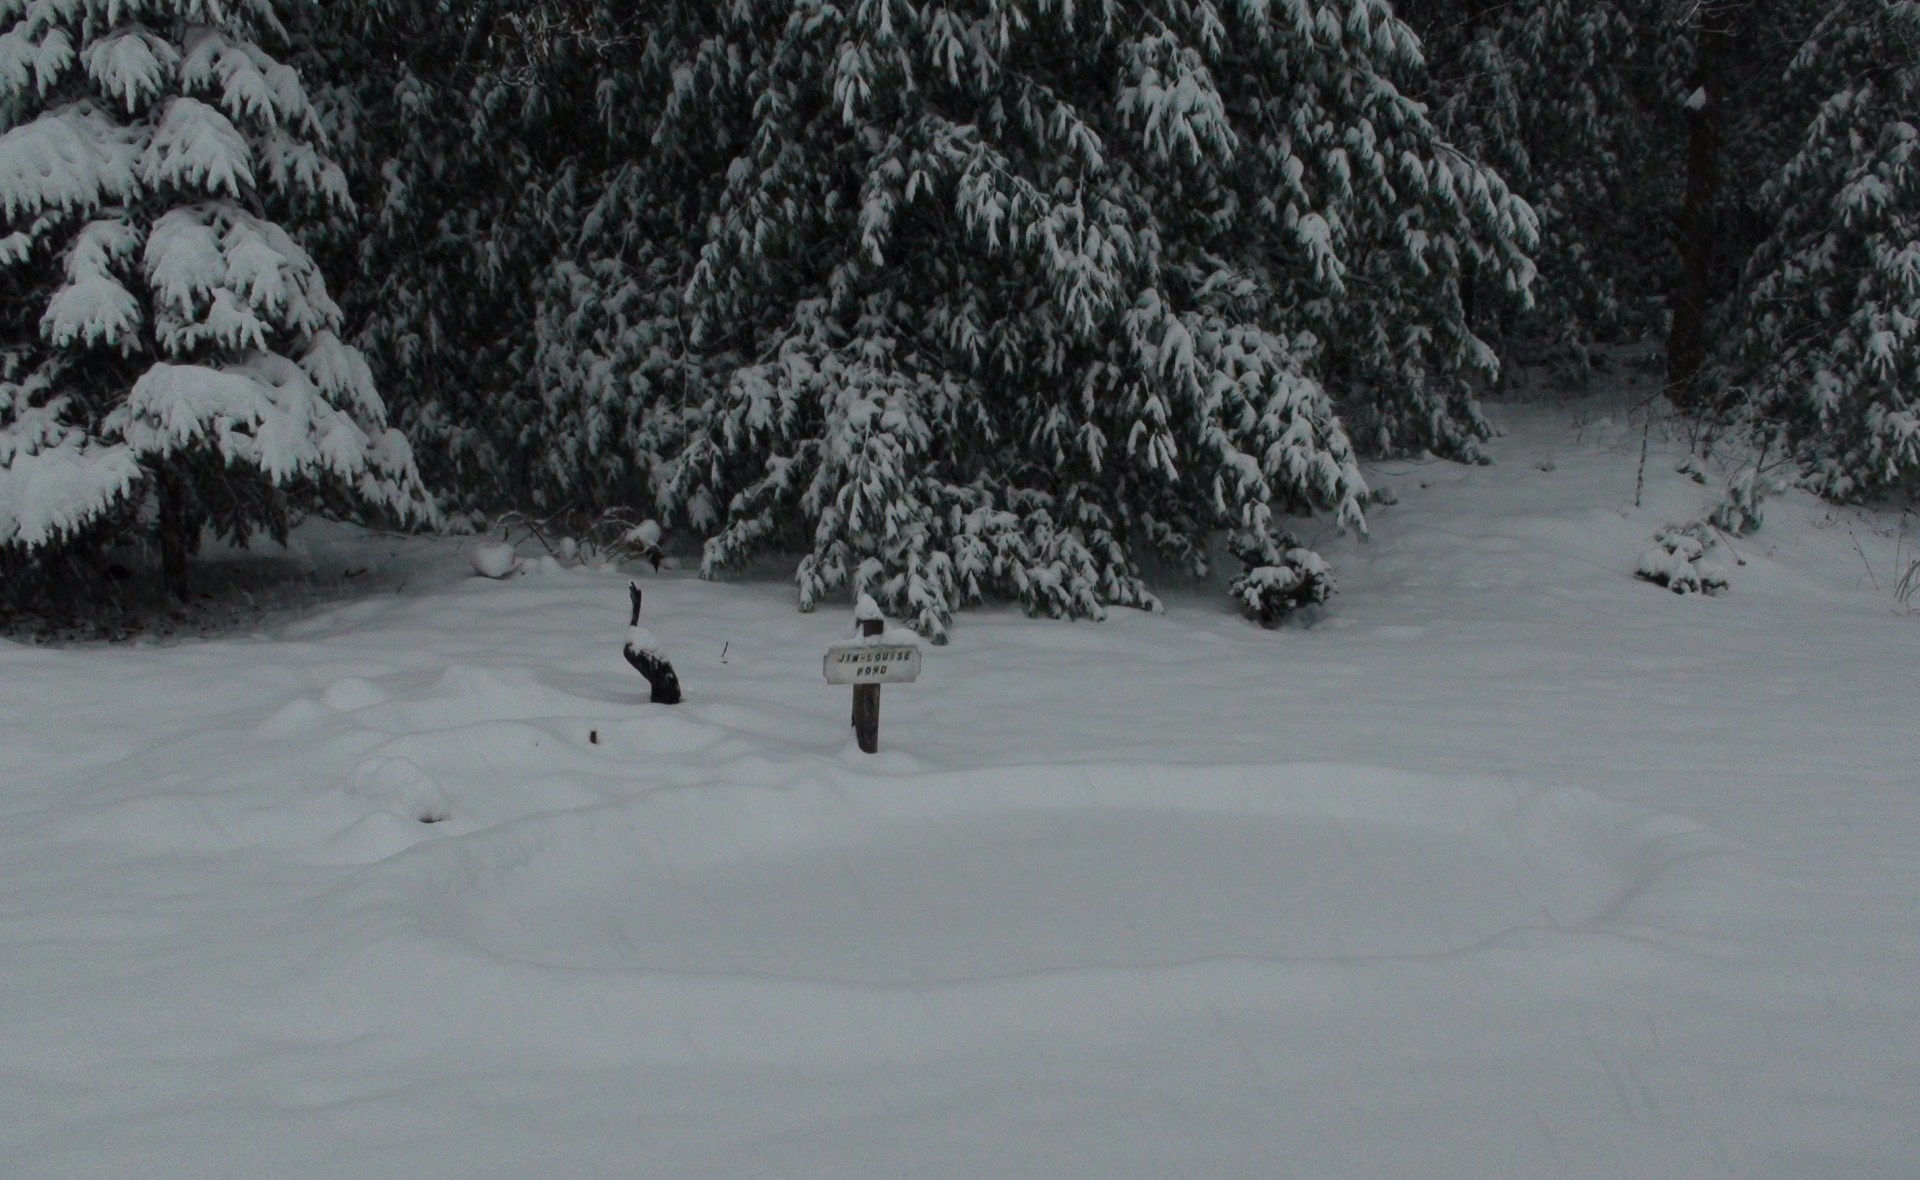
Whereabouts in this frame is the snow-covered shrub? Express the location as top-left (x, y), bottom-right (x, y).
top-left (1710, 466), bottom-right (1784, 536)
top-left (1636, 523), bottom-right (1730, 595)
top-left (1228, 537), bottom-right (1335, 628)
top-left (491, 507), bottom-right (666, 570)
top-left (0, 0), bottom-right (430, 599)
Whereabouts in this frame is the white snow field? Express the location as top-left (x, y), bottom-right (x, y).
top-left (2, 402), bottom-right (1916, 1178)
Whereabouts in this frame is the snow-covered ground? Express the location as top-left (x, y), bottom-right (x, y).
top-left (3, 399), bottom-right (1916, 1178)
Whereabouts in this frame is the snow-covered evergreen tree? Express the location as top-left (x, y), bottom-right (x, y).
top-left (1727, 0), bottom-right (1920, 499)
top-left (1400, 0), bottom-right (1656, 367)
top-left (648, 0), bottom-right (1535, 639)
top-left (0, 0), bottom-right (427, 596)
top-left (520, 3), bottom-right (732, 517)
top-left (1659, 0), bottom-right (1838, 409)
top-left (297, 0), bottom-right (571, 511)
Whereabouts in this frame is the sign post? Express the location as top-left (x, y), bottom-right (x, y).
top-left (849, 614), bottom-right (884, 752)
top-left (824, 597), bottom-right (921, 753)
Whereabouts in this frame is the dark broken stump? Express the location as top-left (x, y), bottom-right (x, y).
top-left (624, 582), bottom-right (683, 704)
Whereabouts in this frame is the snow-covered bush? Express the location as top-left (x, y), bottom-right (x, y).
top-left (1636, 523), bottom-right (1730, 594)
top-left (1228, 537), bottom-right (1335, 627)
top-left (1709, 465), bottom-right (1784, 536)
top-left (0, 0), bottom-right (429, 598)
top-left (490, 507), bottom-right (666, 570)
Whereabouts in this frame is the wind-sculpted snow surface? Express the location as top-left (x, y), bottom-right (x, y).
top-left (1, 404), bottom-right (1917, 1177)
top-left (361, 768), bottom-right (1728, 982)
top-left (247, 766), bottom-right (1743, 1076)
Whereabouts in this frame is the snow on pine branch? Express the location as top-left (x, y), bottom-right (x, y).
top-left (83, 27), bottom-right (177, 113)
top-left (112, 358), bottom-right (377, 484)
top-left (41, 217), bottom-right (142, 349)
top-left (0, 426), bottom-right (140, 548)
top-left (146, 204), bottom-right (340, 353)
top-left (0, 106), bottom-right (138, 219)
top-left (139, 97), bottom-right (254, 197)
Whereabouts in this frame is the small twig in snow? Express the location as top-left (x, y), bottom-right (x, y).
top-left (1895, 559), bottom-right (1920, 613)
top-left (1634, 412), bottom-right (1652, 509)
top-left (1705, 522), bottom-right (1748, 566)
top-left (1848, 528), bottom-right (1879, 591)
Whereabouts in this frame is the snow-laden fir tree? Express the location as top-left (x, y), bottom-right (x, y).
top-left (520, 3), bottom-right (734, 516)
top-left (1726, 0), bottom-right (1920, 499)
top-left (651, 0), bottom-right (1535, 639)
top-left (294, 0), bottom-right (576, 511)
top-left (1399, 0), bottom-right (1656, 369)
top-left (1658, 0), bottom-right (1837, 410)
top-left (0, 0), bottom-right (429, 597)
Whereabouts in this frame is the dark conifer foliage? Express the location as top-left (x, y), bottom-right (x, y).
top-left (660, 0), bottom-right (1535, 638)
top-left (1725, 0), bottom-right (1920, 499)
top-left (319, 0), bottom-right (1538, 638)
top-left (1398, 0), bottom-right (1658, 367)
top-left (1403, 1), bottom-right (1918, 510)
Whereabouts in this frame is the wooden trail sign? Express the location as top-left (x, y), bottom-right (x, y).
top-left (822, 641), bottom-right (923, 685)
top-left (825, 599), bottom-right (920, 753)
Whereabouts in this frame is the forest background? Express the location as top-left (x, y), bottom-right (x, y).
top-left (2, 0), bottom-right (1914, 637)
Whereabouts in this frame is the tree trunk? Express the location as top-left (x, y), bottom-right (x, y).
top-left (1667, 4), bottom-right (1732, 410)
top-left (155, 467), bottom-right (194, 602)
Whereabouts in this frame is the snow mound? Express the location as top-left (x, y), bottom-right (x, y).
top-left (320, 676), bottom-right (387, 711)
top-left (373, 665), bottom-right (627, 734)
top-left (469, 542), bottom-right (519, 579)
top-left (342, 755), bottom-right (451, 825)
